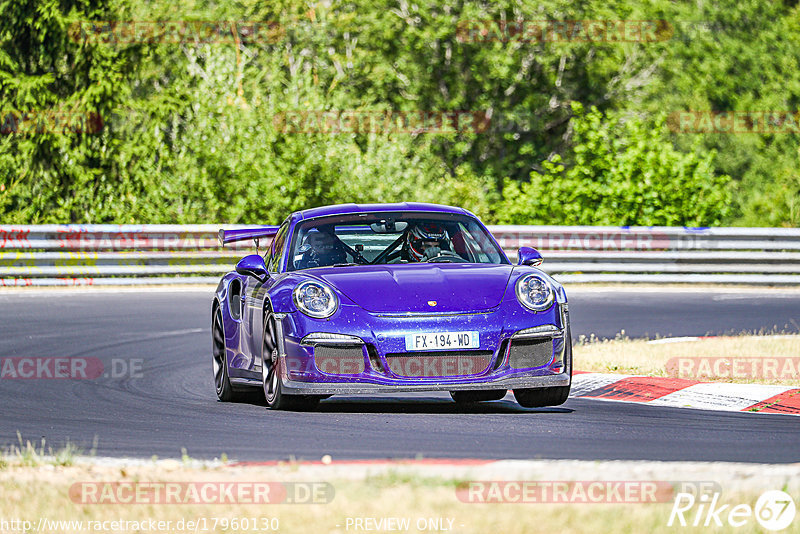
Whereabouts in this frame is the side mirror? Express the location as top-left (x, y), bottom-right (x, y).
top-left (517, 247), bottom-right (543, 267)
top-left (235, 254), bottom-right (268, 281)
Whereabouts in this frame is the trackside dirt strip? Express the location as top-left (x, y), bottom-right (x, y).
top-left (571, 372), bottom-right (800, 415)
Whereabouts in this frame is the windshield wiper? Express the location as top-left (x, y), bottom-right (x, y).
top-left (332, 263), bottom-right (360, 267)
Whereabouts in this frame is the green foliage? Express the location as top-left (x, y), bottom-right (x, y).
top-left (634, 0), bottom-right (800, 226)
top-left (108, 34), bottom-right (494, 223)
top-left (0, 0), bottom-right (795, 226)
top-left (496, 105), bottom-right (732, 225)
top-left (0, 0), bottom-right (139, 222)
top-left (737, 160), bottom-right (800, 227)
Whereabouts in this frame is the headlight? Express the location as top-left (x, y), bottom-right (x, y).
top-left (515, 274), bottom-right (554, 311)
top-left (293, 280), bottom-right (339, 318)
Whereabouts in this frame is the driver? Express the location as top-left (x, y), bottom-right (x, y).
top-left (403, 222), bottom-right (450, 262)
top-left (297, 228), bottom-right (347, 268)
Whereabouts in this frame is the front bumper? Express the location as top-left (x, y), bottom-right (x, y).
top-left (272, 303), bottom-right (572, 395)
top-left (278, 371), bottom-right (570, 395)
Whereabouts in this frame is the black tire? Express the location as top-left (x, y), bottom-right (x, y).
top-left (513, 385), bottom-right (570, 408)
top-left (513, 326), bottom-right (573, 408)
top-left (262, 313), bottom-right (320, 411)
top-left (212, 305), bottom-right (240, 402)
top-left (450, 390), bottom-right (507, 404)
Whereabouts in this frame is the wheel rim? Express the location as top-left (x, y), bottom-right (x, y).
top-left (262, 316), bottom-right (279, 403)
top-left (212, 309), bottom-right (226, 395)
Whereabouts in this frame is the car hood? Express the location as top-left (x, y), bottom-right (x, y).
top-left (310, 264), bottom-right (515, 313)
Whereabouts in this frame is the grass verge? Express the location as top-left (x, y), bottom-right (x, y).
top-left (1, 432), bottom-right (87, 468)
top-left (1, 460), bottom-right (798, 534)
top-left (574, 334), bottom-right (800, 386)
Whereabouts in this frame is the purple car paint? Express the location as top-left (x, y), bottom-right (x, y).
top-left (212, 202), bottom-right (571, 410)
top-left (218, 226), bottom-right (279, 246)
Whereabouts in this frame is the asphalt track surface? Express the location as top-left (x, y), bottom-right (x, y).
top-left (1, 288), bottom-right (799, 463)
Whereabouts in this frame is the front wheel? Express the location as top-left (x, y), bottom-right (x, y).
top-left (513, 386), bottom-right (570, 408)
top-left (262, 313), bottom-right (320, 411)
top-left (514, 326), bottom-right (572, 408)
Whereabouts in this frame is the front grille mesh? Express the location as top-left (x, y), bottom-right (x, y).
top-left (385, 351), bottom-right (493, 378)
top-left (314, 345), bottom-right (365, 375)
top-left (507, 338), bottom-right (553, 369)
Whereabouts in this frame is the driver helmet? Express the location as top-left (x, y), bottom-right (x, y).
top-left (405, 222), bottom-right (448, 262)
top-left (301, 229), bottom-right (346, 267)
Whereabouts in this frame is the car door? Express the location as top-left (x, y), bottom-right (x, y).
top-left (242, 221), bottom-right (289, 372)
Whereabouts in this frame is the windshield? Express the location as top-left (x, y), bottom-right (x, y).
top-left (288, 213), bottom-right (508, 271)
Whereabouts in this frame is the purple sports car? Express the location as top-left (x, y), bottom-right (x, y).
top-left (213, 203), bottom-right (571, 410)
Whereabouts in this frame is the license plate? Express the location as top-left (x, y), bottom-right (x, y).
top-left (404, 331), bottom-right (479, 351)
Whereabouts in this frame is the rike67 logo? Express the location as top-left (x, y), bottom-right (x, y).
top-left (669, 490), bottom-right (796, 531)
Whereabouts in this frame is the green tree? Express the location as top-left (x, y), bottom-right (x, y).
top-left (496, 105), bottom-right (732, 225)
top-left (0, 0), bottom-right (139, 222)
top-left (0, 0), bottom-right (792, 227)
top-left (635, 0), bottom-right (800, 226)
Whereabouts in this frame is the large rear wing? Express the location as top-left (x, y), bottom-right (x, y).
top-left (218, 226), bottom-right (280, 247)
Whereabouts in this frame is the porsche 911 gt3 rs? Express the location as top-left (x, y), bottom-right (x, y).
top-left (212, 203), bottom-right (571, 410)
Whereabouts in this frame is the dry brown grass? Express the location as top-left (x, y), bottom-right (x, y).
top-left (574, 334), bottom-right (800, 386)
top-left (1, 462), bottom-right (796, 534)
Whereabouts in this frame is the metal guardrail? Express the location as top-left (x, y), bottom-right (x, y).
top-left (0, 225), bottom-right (237, 286)
top-left (1, 224), bottom-right (799, 286)
top-left (492, 226), bottom-right (800, 284)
